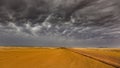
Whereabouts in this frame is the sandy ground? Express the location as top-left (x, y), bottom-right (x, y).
top-left (0, 47), bottom-right (120, 68)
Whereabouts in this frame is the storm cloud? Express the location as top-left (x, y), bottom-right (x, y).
top-left (0, 0), bottom-right (120, 47)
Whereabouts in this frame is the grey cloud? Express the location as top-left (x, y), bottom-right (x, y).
top-left (0, 31), bottom-right (119, 47)
top-left (0, 0), bottom-right (120, 47)
top-left (0, 0), bottom-right (119, 26)
top-left (0, 22), bottom-right (120, 47)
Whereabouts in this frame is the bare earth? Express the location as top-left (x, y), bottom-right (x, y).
top-left (0, 47), bottom-right (120, 68)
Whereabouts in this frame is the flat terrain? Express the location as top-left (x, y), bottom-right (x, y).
top-left (0, 47), bottom-right (120, 68)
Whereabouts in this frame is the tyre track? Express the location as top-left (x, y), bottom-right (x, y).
top-left (67, 48), bottom-right (120, 68)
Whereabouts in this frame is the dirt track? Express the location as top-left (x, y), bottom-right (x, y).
top-left (68, 48), bottom-right (120, 68)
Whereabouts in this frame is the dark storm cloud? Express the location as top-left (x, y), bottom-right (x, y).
top-left (0, 0), bottom-right (120, 47)
top-left (0, 22), bottom-right (120, 47)
top-left (0, 0), bottom-right (117, 24)
top-left (0, 0), bottom-right (120, 26)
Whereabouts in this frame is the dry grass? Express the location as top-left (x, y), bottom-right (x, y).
top-left (0, 47), bottom-right (119, 68)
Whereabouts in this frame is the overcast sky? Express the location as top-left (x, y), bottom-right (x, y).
top-left (0, 0), bottom-right (120, 47)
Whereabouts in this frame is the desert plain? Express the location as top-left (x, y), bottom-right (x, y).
top-left (0, 47), bottom-right (120, 68)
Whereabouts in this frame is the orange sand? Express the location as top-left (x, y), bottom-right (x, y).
top-left (0, 47), bottom-right (119, 68)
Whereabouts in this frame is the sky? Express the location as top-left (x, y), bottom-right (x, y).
top-left (0, 0), bottom-right (120, 47)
